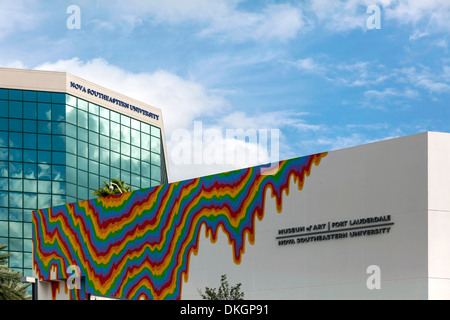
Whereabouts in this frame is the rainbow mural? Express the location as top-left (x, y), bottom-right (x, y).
top-left (33, 153), bottom-right (327, 300)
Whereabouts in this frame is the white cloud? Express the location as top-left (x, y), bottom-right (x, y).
top-left (0, 0), bottom-right (42, 40)
top-left (97, 0), bottom-right (305, 41)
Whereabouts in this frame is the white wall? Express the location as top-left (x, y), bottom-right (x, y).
top-left (183, 132), bottom-right (431, 300)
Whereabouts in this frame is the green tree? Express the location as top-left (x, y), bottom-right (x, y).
top-left (0, 245), bottom-right (30, 300)
top-left (199, 274), bottom-right (244, 300)
top-left (92, 179), bottom-right (132, 197)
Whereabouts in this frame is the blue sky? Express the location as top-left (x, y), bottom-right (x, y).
top-left (0, 0), bottom-right (449, 181)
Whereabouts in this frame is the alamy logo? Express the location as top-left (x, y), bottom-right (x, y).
top-left (67, 5), bottom-right (81, 30)
top-left (366, 265), bottom-right (381, 290)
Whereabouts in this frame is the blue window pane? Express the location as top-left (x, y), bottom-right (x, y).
top-left (38, 194), bottom-right (51, 209)
top-left (121, 171), bottom-right (130, 185)
top-left (0, 132), bottom-right (7, 147)
top-left (9, 132), bottom-right (22, 148)
top-left (89, 161), bottom-right (99, 175)
top-left (141, 149), bottom-right (150, 162)
top-left (66, 123), bottom-right (76, 138)
top-left (66, 167), bottom-right (76, 184)
top-left (66, 153), bottom-right (76, 168)
top-left (78, 186), bottom-right (88, 200)
top-left (24, 193), bottom-right (37, 209)
top-left (121, 156), bottom-right (130, 172)
top-left (121, 126), bottom-right (130, 143)
top-left (24, 164), bottom-right (37, 180)
top-left (0, 118), bottom-right (7, 131)
top-left (52, 104), bottom-right (65, 121)
top-left (89, 174), bottom-right (98, 190)
top-left (89, 132), bottom-right (99, 146)
top-left (38, 150), bottom-right (51, 164)
top-left (9, 90), bottom-right (22, 101)
top-left (99, 118), bottom-right (109, 135)
top-left (131, 174), bottom-right (140, 189)
top-left (9, 149), bottom-right (22, 162)
top-left (52, 195), bottom-right (66, 207)
top-left (9, 179), bottom-right (23, 192)
top-left (66, 105), bottom-right (77, 125)
top-left (66, 183), bottom-right (77, 198)
top-left (141, 162), bottom-right (150, 177)
top-left (66, 137), bottom-right (77, 154)
top-left (66, 95), bottom-right (77, 107)
top-left (9, 163), bottom-right (23, 178)
top-left (0, 89), bottom-right (8, 99)
top-left (23, 150), bottom-right (37, 163)
top-left (52, 152), bottom-right (65, 165)
top-left (0, 101), bottom-right (7, 118)
top-left (9, 101), bottom-right (22, 119)
top-left (100, 164), bottom-right (109, 178)
top-left (37, 121), bottom-right (51, 134)
top-left (88, 103), bottom-right (99, 115)
top-left (78, 157), bottom-right (87, 171)
top-left (131, 159), bottom-right (140, 174)
top-left (89, 114), bottom-right (99, 132)
top-left (111, 167), bottom-right (120, 180)
top-left (38, 164), bottom-right (51, 180)
top-left (9, 252), bottom-right (23, 268)
top-left (111, 139), bottom-right (120, 153)
top-left (78, 127), bottom-right (88, 142)
top-left (141, 133), bottom-right (150, 150)
top-left (111, 152), bottom-right (120, 168)
top-left (23, 120), bottom-right (37, 133)
top-left (23, 133), bottom-right (36, 150)
top-left (110, 122), bottom-right (120, 140)
top-left (78, 110), bottom-right (88, 128)
top-left (131, 119), bottom-right (140, 131)
top-left (23, 102), bottom-right (37, 119)
top-left (38, 134), bottom-right (51, 150)
top-left (151, 126), bottom-right (161, 138)
top-left (9, 238), bottom-right (22, 251)
top-left (9, 119), bottom-right (22, 132)
top-left (131, 146), bottom-right (140, 160)
top-left (52, 122), bottom-right (65, 135)
top-left (100, 135), bottom-right (109, 149)
top-left (52, 135), bottom-right (65, 151)
top-left (23, 91), bottom-right (37, 102)
top-left (52, 93), bottom-right (65, 104)
top-left (151, 138), bottom-right (160, 154)
top-left (9, 193), bottom-right (23, 208)
top-left (151, 165), bottom-right (161, 181)
top-left (24, 239), bottom-right (32, 252)
top-left (78, 99), bottom-right (88, 111)
top-left (52, 165), bottom-right (66, 181)
top-left (0, 208), bottom-right (7, 221)
top-left (99, 107), bottom-right (109, 119)
top-left (37, 103), bottom-right (51, 120)
top-left (151, 152), bottom-right (161, 166)
top-left (121, 142), bottom-right (130, 156)
top-left (110, 111), bottom-right (120, 123)
top-left (53, 182), bottom-right (65, 194)
top-left (78, 170), bottom-right (88, 186)
top-left (24, 180), bottom-right (37, 193)
top-left (0, 162), bottom-right (7, 177)
top-left (0, 149), bottom-right (8, 161)
top-left (151, 180), bottom-right (160, 187)
top-left (0, 178), bottom-right (7, 191)
top-left (38, 92), bottom-right (51, 103)
top-left (141, 177), bottom-right (150, 189)
top-left (38, 181), bottom-right (51, 194)
top-left (131, 130), bottom-right (140, 147)
top-left (121, 115), bottom-right (130, 127)
top-left (78, 141), bottom-right (88, 158)
top-left (0, 191), bottom-right (7, 207)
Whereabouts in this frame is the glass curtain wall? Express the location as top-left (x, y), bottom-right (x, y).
top-left (0, 88), bottom-right (167, 277)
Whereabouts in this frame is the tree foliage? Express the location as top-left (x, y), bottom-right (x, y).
top-left (0, 245), bottom-right (30, 300)
top-left (92, 178), bottom-right (132, 197)
top-left (199, 274), bottom-right (244, 300)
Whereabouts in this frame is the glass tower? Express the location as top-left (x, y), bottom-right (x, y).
top-left (0, 87), bottom-right (168, 278)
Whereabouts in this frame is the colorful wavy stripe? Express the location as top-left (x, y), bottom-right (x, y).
top-left (33, 153), bottom-right (327, 300)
